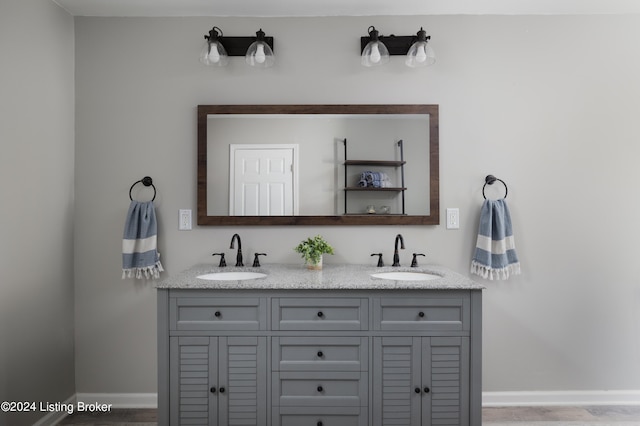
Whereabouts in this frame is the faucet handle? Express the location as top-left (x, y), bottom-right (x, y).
top-left (212, 253), bottom-right (226, 267)
top-left (411, 253), bottom-right (426, 267)
top-left (371, 253), bottom-right (384, 267)
top-left (253, 253), bottom-right (267, 267)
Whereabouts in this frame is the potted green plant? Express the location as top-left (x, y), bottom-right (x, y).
top-left (294, 235), bottom-right (334, 270)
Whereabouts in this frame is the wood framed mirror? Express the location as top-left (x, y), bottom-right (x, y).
top-left (197, 104), bottom-right (439, 225)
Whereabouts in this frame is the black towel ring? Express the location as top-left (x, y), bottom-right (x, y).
top-left (129, 176), bottom-right (156, 201)
top-left (482, 175), bottom-right (508, 199)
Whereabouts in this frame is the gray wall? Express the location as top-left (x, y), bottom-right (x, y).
top-left (72, 13), bottom-right (640, 398)
top-left (0, 0), bottom-right (75, 424)
top-left (74, 14), bottom-right (640, 397)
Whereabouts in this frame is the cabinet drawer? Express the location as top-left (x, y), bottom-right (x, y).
top-left (272, 337), bottom-right (368, 372)
top-left (272, 298), bottom-right (368, 331)
top-left (170, 297), bottom-right (267, 331)
top-left (374, 295), bottom-right (469, 331)
top-left (273, 405), bottom-right (367, 426)
top-left (273, 371), bottom-right (367, 407)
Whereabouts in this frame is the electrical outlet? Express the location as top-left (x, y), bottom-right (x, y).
top-left (446, 208), bottom-right (460, 230)
top-left (179, 209), bottom-right (192, 230)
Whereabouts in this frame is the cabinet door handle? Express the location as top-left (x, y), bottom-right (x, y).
top-left (219, 387), bottom-right (225, 393)
top-left (418, 311), bottom-right (425, 318)
top-left (317, 385), bottom-right (324, 392)
top-left (317, 421), bottom-right (323, 426)
top-left (415, 387), bottom-right (421, 394)
top-left (424, 387), bottom-right (430, 393)
top-left (317, 351), bottom-right (324, 358)
top-left (214, 311), bottom-right (221, 317)
top-left (210, 387), bottom-right (216, 393)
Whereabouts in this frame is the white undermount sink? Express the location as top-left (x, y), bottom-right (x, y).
top-left (197, 272), bottom-right (267, 281)
top-left (370, 271), bottom-right (441, 281)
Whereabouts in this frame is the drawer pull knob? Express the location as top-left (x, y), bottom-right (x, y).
top-left (317, 351), bottom-right (324, 358)
top-left (219, 387), bottom-right (225, 393)
top-left (317, 385), bottom-right (324, 392)
top-left (418, 311), bottom-right (425, 318)
top-left (415, 387), bottom-right (421, 394)
top-left (424, 387), bottom-right (430, 393)
top-left (317, 311), bottom-right (324, 318)
top-left (214, 311), bottom-right (221, 317)
top-left (317, 422), bottom-right (323, 426)
top-left (210, 387), bottom-right (216, 393)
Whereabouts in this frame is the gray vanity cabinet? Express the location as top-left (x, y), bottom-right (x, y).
top-left (158, 288), bottom-right (481, 426)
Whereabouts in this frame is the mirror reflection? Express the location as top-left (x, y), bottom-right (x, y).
top-left (197, 105), bottom-right (439, 226)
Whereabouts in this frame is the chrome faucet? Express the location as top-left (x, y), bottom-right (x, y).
top-left (230, 233), bottom-right (243, 267)
top-left (392, 234), bottom-right (405, 267)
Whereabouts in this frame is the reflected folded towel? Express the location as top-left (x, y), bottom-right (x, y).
top-left (470, 199), bottom-right (520, 280)
top-left (358, 171), bottom-right (392, 188)
top-left (122, 200), bottom-right (164, 279)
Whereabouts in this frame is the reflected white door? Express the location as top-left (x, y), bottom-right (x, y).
top-left (230, 145), bottom-right (298, 216)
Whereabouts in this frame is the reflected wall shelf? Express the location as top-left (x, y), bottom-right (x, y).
top-left (343, 139), bottom-right (406, 215)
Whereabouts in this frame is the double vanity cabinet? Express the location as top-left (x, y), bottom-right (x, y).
top-left (157, 264), bottom-right (483, 426)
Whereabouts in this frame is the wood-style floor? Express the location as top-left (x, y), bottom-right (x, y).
top-left (57, 406), bottom-right (640, 425)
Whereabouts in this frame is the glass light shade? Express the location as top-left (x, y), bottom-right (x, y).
top-left (245, 41), bottom-right (275, 68)
top-left (405, 41), bottom-right (435, 68)
top-left (361, 40), bottom-right (390, 67)
top-left (200, 40), bottom-right (229, 66)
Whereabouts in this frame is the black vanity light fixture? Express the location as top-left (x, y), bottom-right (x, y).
top-left (200, 26), bottom-right (275, 68)
top-left (360, 26), bottom-right (435, 68)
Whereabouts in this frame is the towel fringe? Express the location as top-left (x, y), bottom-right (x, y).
top-left (122, 261), bottom-right (164, 280)
top-left (471, 260), bottom-right (520, 281)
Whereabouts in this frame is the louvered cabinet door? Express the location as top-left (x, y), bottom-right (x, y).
top-left (170, 336), bottom-right (217, 426)
top-left (218, 336), bottom-right (268, 426)
top-left (374, 336), bottom-right (470, 426)
top-left (424, 337), bottom-right (469, 426)
top-left (373, 336), bottom-right (422, 426)
top-left (170, 336), bottom-right (267, 426)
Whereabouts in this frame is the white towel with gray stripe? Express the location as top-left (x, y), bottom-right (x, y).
top-left (470, 199), bottom-right (520, 280)
top-left (122, 200), bottom-right (164, 279)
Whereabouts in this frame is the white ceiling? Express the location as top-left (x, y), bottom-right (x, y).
top-left (53, 0), bottom-right (640, 17)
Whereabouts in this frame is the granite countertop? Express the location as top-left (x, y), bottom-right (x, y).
top-left (157, 263), bottom-right (484, 290)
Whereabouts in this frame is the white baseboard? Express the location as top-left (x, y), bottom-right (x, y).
top-left (483, 390), bottom-right (640, 407)
top-left (33, 394), bottom-right (76, 426)
top-left (76, 392), bottom-right (158, 408)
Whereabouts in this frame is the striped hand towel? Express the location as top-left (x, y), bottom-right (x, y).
top-left (122, 200), bottom-right (164, 279)
top-left (470, 199), bottom-right (520, 280)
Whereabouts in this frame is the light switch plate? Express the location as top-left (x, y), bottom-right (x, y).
top-left (446, 208), bottom-right (460, 229)
top-left (179, 209), bottom-right (192, 230)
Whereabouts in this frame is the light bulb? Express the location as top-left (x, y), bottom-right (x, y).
top-left (415, 44), bottom-right (427, 63)
top-left (255, 43), bottom-right (266, 64)
top-left (208, 45), bottom-right (220, 63)
top-left (370, 43), bottom-right (381, 64)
